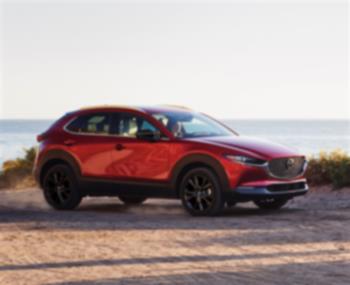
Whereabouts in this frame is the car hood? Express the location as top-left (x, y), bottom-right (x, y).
top-left (189, 135), bottom-right (302, 159)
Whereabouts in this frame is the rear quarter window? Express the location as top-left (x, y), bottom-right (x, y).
top-left (66, 113), bottom-right (111, 135)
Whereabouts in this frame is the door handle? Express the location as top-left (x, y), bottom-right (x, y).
top-left (64, 139), bottom-right (76, 146)
top-left (115, 144), bottom-right (125, 151)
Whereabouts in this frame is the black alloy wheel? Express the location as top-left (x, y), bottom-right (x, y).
top-left (43, 164), bottom-right (82, 210)
top-left (180, 168), bottom-right (224, 216)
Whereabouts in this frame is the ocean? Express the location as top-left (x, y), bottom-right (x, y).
top-left (0, 119), bottom-right (349, 166)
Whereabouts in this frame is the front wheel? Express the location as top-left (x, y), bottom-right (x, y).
top-left (42, 164), bottom-right (82, 210)
top-left (254, 198), bottom-right (288, 210)
top-left (179, 167), bottom-right (224, 216)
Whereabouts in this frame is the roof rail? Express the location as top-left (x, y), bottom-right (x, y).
top-left (158, 104), bottom-right (192, 110)
top-left (79, 105), bottom-right (140, 111)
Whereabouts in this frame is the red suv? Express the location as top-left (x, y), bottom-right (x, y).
top-left (34, 105), bottom-right (308, 216)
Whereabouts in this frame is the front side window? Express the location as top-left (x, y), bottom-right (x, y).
top-left (149, 111), bottom-right (235, 138)
top-left (113, 113), bottom-right (159, 138)
top-left (66, 113), bottom-right (110, 135)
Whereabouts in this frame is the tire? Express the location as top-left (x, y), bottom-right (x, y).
top-left (254, 198), bottom-right (288, 210)
top-left (42, 164), bottom-right (82, 210)
top-left (179, 167), bottom-right (224, 216)
top-left (119, 196), bottom-right (147, 205)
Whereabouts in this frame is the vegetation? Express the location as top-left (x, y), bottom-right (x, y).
top-left (0, 147), bottom-right (37, 189)
top-left (306, 150), bottom-right (350, 189)
top-left (0, 147), bottom-right (349, 190)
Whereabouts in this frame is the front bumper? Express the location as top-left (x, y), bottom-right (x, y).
top-left (228, 180), bottom-right (309, 201)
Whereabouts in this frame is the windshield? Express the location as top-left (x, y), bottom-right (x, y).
top-left (149, 111), bottom-right (236, 138)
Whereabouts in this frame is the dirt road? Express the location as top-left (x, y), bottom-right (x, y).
top-left (0, 187), bottom-right (349, 285)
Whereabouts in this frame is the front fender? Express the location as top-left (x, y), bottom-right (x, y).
top-left (170, 153), bottom-right (230, 194)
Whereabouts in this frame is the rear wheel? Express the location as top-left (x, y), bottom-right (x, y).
top-left (119, 196), bottom-right (147, 205)
top-left (179, 167), bottom-right (224, 216)
top-left (42, 164), bottom-right (82, 210)
top-left (254, 198), bottom-right (288, 210)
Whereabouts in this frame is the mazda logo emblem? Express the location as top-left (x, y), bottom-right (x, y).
top-left (285, 158), bottom-right (295, 170)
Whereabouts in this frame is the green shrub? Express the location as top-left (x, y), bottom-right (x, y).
top-left (306, 150), bottom-right (350, 189)
top-left (0, 147), bottom-right (37, 189)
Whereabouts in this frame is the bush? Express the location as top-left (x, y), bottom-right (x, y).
top-left (0, 147), bottom-right (37, 189)
top-left (306, 150), bottom-right (350, 189)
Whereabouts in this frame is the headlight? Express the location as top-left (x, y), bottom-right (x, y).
top-left (224, 155), bottom-right (266, 166)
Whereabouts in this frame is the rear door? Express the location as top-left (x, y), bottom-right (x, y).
top-left (109, 111), bottom-right (170, 182)
top-left (64, 112), bottom-right (116, 178)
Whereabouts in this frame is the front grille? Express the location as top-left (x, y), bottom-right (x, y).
top-left (268, 157), bottom-right (305, 179)
top-left (267, 182), bottom-right (306, 192)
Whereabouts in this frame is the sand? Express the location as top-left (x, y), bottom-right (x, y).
top-left (0, 186), bottom-right (349, 285)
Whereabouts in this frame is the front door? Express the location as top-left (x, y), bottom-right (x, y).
top-left (109, 112), bottom-right (170, 182)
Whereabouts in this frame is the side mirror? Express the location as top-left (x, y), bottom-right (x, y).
top-left (136, 129), bottom-right (161, 141)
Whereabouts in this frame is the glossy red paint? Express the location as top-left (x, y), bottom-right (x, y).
top-left (34, 106), bottom-right (307, 193)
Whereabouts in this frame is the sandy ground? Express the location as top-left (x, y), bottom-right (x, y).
top-left (0, 187), bottom-right (349, 285)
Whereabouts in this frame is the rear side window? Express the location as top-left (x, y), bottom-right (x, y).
top-left (66, 113), bottom-right (111, 135)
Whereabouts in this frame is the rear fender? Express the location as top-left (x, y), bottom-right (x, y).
top-left (36, 150), bottom-right (81, 187)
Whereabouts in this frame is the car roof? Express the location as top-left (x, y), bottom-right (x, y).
top-left (79, 105), bottom-right (142, 112)
top-left (71, 105), bottom-right (193, 115)
top-left (140, 105), bottom-right (193, 114)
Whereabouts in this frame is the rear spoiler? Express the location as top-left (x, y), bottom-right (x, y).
top-left (37, 132), bottom-right (48, 142)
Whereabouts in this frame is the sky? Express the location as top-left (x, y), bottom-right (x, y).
top-left (0, 0), bottom-right (348, 120)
